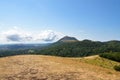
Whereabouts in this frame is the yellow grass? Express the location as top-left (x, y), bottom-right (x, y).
top-left (79, 55), bottom-right (120, 70)
top-left (0, 55), bottom-right (120, 80)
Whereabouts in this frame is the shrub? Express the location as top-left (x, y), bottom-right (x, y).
top-left (99, 52), bottom-right (120, 62)
top-left (114, 65), bottom-right (120, 71)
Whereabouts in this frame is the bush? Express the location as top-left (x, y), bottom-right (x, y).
top-left (99, 52), bottom-right (120, 62)
top-left (114, 65), bottom-right (120, 71)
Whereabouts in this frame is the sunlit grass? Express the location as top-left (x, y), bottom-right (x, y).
top-left (79, 55), bottom-right (120, 70)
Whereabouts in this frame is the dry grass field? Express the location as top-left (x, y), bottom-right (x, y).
top-left (0, 55), bottom-right (120, 80)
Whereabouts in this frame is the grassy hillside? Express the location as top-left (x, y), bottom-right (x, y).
top-left (79, 55), bottom-right (120, 70)
top-left (0, 55), bottom-right (120, 80)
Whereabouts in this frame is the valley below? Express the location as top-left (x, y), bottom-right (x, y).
top-left (0, 55), bottom-right (120, 80)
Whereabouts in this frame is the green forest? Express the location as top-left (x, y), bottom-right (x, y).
top-left (37, 40), bottom-right (120, 57)
top-left (0, 40), bottom-right (120, 58)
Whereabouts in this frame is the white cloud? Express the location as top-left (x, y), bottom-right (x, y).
top-left (34, 30), bottom-right (64, 41)
top-left (0, 27), bottom-right (65, 43)
top-left (1, 27), bottom-right (32, 42)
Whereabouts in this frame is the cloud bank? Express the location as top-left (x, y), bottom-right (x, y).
top-left (0, 27), bottom-right (65, 43)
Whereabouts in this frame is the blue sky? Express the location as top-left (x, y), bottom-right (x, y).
top-left (0, 0), bottom-right (120, 43)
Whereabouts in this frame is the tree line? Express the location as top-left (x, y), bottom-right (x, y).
top-left (0, 40), bottom-right (120, 58)
top-left (36, 40), bottom-right (120, 57)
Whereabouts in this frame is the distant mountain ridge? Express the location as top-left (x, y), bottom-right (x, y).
top-left (58, 36), bottom-right (78, 42)
top-left (0, 43), bottom-right (50, 50)
top-left (1, 36), bottom-right (120, 58)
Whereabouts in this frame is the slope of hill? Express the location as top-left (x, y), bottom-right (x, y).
top-left (79, 55), bottom-right (120, 70)
top-left (0, 55), bottom-right (120, 80)
top-left (38, 38), bottom-right (120, 57)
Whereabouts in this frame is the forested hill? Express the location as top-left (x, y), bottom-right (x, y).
top-left (0, 36), bottom-right (120, 58)
top-left (38, 39), bottom-right (120, 57)
top-left (57, 36), bottom-right (79, 42)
